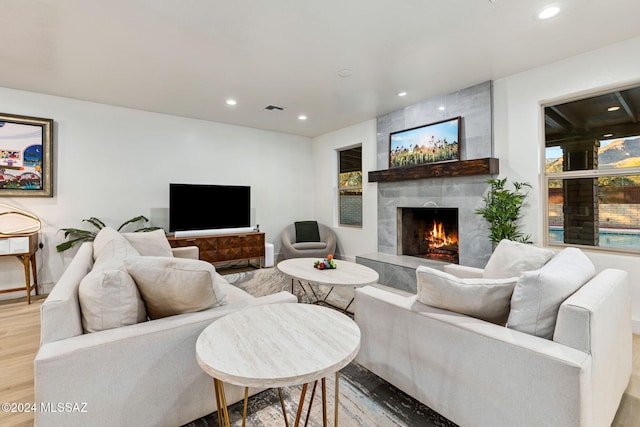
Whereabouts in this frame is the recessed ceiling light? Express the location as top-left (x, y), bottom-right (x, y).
top-left (438, 106), bottom-right (446, 111)
top-left (397, 91), bottom-right (407, 97)
top-left (607, 106), bottom-right (621, 112)
top-left (298, 115), bottom-right (307, 121)
top-left (603, 133), bottom-right (614, 138)
top-left (537, 5), bottom-right (560, 20)
top-left (226, 99), bottom-right (237, 106)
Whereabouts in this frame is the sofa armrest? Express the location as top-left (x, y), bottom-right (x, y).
top-left (35, 291), bottom-right (297, 427)
top-left (40, 242), bottom-right (94, 345)
top-left (443, 263), bottom-right (484, 278)
top-left (554, 269), bottom-right (630, 353)
top-left (172, 245), bottom-right (199, 259)
top-left (554, 268), bottom-right (631, 427)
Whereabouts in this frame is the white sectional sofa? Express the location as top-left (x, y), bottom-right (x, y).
top-left (354, 243), bottom-right (632, 427)
top-left (35, 233), bottom-right (297, 427)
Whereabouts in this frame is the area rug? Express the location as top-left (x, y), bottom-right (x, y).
top-left (222, 266), bottom-right (356, 309)
top-left (184, 266), bottom-right (458, 427)
top-left (184, 362), bottom-right (457, 427)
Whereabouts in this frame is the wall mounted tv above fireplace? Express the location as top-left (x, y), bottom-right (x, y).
top-left (169, 183), bottom-right (251, 234)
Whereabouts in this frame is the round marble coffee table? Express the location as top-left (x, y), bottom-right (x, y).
top-left (277, 258), bottom-right (379, 312)
top-left (196, 303), bottom-right (361, 427)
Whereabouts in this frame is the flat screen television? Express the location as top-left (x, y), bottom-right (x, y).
top-left (169, 183), bottom-right (251, 232)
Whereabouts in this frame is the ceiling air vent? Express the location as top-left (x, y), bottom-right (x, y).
top-left (264, 105), bottom-right (286, 111)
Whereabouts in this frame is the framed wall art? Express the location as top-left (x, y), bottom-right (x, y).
top-left (389, 116), bottom-right (461, 168)
top-left (0, 113), bottom-right (53, 197)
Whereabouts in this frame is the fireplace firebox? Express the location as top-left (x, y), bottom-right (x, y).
top-left (398, 207), bottom-right (459, 264)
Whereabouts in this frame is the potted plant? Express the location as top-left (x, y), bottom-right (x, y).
top-left (56, 215), bottom-right (160, 252)
top-left (475, 177), bottom-right (532, 244)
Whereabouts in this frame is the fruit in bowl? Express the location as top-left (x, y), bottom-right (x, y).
top-left (314, 254), bottom-right (337, 269)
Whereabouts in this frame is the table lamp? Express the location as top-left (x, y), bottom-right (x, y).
top-left (0, 203), bottom-right (41, 236)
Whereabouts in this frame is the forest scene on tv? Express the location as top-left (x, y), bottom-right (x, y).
top-left (390, 117), bottom-right (460, 168)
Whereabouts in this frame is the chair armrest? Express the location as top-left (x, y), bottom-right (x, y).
top-left (443, 263), bottom-right (484, 278)
top-left (172, 245), bottom-right (199, 259)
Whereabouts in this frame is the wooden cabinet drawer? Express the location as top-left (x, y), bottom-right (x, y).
top-left (168, 232), bottom-right (264, 265)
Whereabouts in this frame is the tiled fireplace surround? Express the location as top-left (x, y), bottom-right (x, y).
top-left (356, 81), bottom-right (495, 293)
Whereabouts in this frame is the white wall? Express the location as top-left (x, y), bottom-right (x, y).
top-left (311, 120), bottom-right (378, 261)
top-left (493, 35), bottom-right (640, 332)
top-left (0, 87), bottom-right (313, 297)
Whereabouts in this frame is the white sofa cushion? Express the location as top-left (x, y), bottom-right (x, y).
top-left (507, 247), bottom-right (596, 339)
top-left (92, 226), bottom-right (141, 267)
top-left (78, 261), bottom-right (148, 333)
top-left (416, 266), bottom-right (518, 324)
top-left (125, 256), bottom-right (228, 319)
top-left (122, 229), bottom-right (174, 257)
top-left (79, 227), bottom-right (147, 332)
top-left (483, 239), bottom-right (555, 279)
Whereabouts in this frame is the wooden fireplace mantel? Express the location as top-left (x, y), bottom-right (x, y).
top-left (368, 157), bottom-right (499, 183)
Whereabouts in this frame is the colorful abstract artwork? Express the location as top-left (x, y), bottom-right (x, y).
top-left (0, 114), bottom-right (53, 197)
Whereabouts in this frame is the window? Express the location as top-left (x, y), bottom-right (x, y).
top-left (544, 85), bottom-right (640, 252)
top-left (338, 146), bottom-right (362, 226)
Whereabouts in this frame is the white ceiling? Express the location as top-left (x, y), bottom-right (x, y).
top-left (2, 0), bottom-right (640, 138)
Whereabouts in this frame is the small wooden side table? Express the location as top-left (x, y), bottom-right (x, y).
top-left (0, 233), bottom-right (38, 304)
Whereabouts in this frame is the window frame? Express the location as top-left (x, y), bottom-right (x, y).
top-left (337, 145), bottom-right (363, 228)
top-left (542, 114), bottom-right (640, 254)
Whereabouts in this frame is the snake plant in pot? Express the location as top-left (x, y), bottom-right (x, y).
top-left (56, 215), bottom-right (160, 252)
top-left (475, 177), bottom-right (532, 244)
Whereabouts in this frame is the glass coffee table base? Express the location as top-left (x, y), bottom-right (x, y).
top-left (212, 372), bottom-right (341, 427)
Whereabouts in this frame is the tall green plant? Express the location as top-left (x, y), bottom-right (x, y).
top-left (475, 177), bottom-right (532, 244)
top-left (56, 215), bottom-right (160, 252)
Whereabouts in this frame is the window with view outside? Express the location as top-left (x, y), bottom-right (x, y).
top-left (338, 146), bottom-right (362, 226)
top-left (545, 84), bottom-right (640, 252)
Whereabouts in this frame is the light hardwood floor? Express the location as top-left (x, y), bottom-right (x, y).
top-left (0, 296), bottom-right (45, 427)
top-left (1, 296), bottom-right (639, 427)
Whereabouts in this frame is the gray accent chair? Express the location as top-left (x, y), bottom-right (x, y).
top-left (281, 223), bottom-right (337, 259)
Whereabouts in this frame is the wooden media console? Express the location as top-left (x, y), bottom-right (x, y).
top-left (168, 231), bottom-right (265, 268)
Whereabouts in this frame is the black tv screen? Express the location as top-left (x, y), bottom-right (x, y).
top-left (169, 183), bottom-right (251, 232)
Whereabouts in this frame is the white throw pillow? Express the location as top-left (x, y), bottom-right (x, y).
top-left (78, 261), bottom-right (147, 333)
top-left (507, 247), bottom-right (596, 339)
top-left (483, 239), bottom-right (555, 279)
top-left (122, 229), bottom-right (174, 257)
top-left (92, 226), bottom-right (140, 267)
top-left (125, 257), bottom-right (228, 319)
top-left (416, 266), bottom-right (518, 325)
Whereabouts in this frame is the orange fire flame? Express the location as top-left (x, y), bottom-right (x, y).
top-left (426, 221), bottom-right (457, 248)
